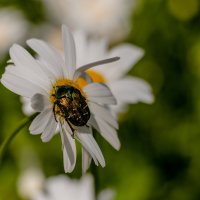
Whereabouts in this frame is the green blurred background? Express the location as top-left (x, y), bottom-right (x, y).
top-left (1, 0), bottom-right (200, 199)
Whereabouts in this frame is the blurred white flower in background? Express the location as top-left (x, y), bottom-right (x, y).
top-left (32, 175), bottom-right (95, 200)
top-left (0, 8), bottom-right (28, 56)
top-left (17, 168), bottom-right (45, 200)
top-left (97, 189), bottom-right (115, 200)
top-left (73, 31), bottom-right (154, 114)
top-left (42, 0), bottom-right (134, 42)
top-left (17, 171), bottom-right (115, 200)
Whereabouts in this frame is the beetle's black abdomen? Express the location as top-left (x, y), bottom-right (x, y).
top-left (67, 100), bottom-right (90, 126)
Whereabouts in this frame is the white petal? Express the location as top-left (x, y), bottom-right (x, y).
top-left (41, 113), bottom-right (57, 142)
top-left (37, 59), bottom-right (57, 82)
top-left (76, 127), bottom-right (105, 167)
top-left (74, 30), bottom-right (108, 69)
top-left (88, 102), bottom-right (118, 129)
top-left (1, 73), bottom-right (45, 98)
top-left (110, 77), bottom-right (154, 104)
top-left (82, 147), bottom-right (92, 174)
top-left (92, 116), bottom-right (120, 150)
top-left (27, 39), bottom-right (64, 78)
top-left (59, 122), bottom-right (76, 173)
top-left (62, 25), bottom-right (76, 79)
top-left (87, 38), bottom-right (107, 62)
top-left (20, 97), bottom-right (35, 116)
top-left (84, 83), bottom-right (113, 96)
top-left (84, 83), bottom-right (116, 105)
top-left (74, 30), bottom-right (90, 66)
top-left (64, 121), bottom-right (74, 136)
top-left (9, 44), bottom-right (50, 89)
top-left (97, 189), bottom-right (116, 200)
top-left (31, 93), bottom-right (51, 112)
top-left (29, 108), bottom-right (52, 134)
top-left (88, 96), bottom-right (117, 105)
top-left (73, 57), bottom-right (120, 80)
top-left (4, 64), bottom-right (49, 94)
top-left (105, 44), bottom-right (144, 81)
top-left (87, 114), bottom-right (99, 131)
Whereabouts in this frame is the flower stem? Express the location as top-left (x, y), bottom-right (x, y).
top-left (0, 113), bottom-right (37, 164)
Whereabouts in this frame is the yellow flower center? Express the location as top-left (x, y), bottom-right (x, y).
top-left (50, 79), bottom-right (86, 104)
top-left (76, 69), bottom-right (106, 87)
top-left (76, 77), bottom-right (88, 88)
top-left (86, 69), bottom-right (106, 83)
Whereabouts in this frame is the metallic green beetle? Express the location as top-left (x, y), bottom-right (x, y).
top-left (52, 85), bottom-right (90, 128)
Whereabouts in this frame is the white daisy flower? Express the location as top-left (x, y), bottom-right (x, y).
top-left (0, 8), bottom-right (28, 56)
top-left (42, 0), bottom-right (134, 42)
top-left (1, 25), bottom-right (120, 173)
top-left (17, 168), bottom-right (45, 200)
top-left (31, 174), bottom-right (115, 200)
top-left (73, 31), bottom-right (154, 115)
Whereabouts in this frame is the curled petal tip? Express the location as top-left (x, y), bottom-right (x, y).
top-left (114, 56), bottom-right (120, 61)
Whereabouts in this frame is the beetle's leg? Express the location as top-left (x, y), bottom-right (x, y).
top-left (53, 103), bottom-right (58, 122)
top-left (67, 121), bottom-right (75, 139)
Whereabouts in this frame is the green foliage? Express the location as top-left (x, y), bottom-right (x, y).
top-left (1, 0), bottom-right (200, 199)
top-left (0, 0), bottom-right (46, 23)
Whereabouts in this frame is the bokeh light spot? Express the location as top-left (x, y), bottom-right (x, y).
top-left (168, 0), bottom-right (199, 21)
